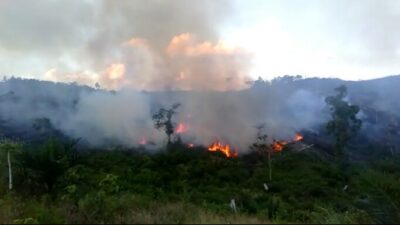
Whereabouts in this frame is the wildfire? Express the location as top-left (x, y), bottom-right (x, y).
top-left (139, 136), bottom-right (147, 145)
top-left (176, 122), bottom-right (187, 134)
top-left (294, 133), bottom-right (304, 142)
top-left (272, 133), bottom-right (304, 152)
top-left (272, 140), bottom-right (288, 152)
top-left (208, 141), bottom-right (238, 158)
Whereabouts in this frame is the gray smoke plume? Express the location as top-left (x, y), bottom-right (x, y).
top-left (0, 0), bottom-right (251, 91)
top-left (2, 76), bottom-right (400, 153)
top-left (0, 78), bottom-right (328, 152)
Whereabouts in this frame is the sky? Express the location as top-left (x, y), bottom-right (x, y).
top-left (0, 0), bottom-right (399, 90)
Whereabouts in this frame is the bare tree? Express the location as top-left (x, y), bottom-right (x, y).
top-left (152, 103), bottom-right (181, 146)
top-left (251, 123), bottom-right (273, 181)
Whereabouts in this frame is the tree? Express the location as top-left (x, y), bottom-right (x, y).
top-left (152, 103), bottom-right (181, 146)
top-left (271, 75), bottom-right (302, 85)
top-left (251, 124), bottom-right (273, 181)
top-left (0, 139), bottom-right (22, 191)
top-left (20, 138), bottom-right (78, 192)
top-left (325, 85), bottom-right (362, 158)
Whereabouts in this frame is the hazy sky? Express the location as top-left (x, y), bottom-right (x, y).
top-left (0, 0), bottom-right (399, 89)
top-left (225, 0), bottom-right (400, 81)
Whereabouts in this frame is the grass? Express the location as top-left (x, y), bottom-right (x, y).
top-left (0, 194), bottom-right (270, 224)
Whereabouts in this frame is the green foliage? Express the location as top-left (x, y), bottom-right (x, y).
top-left (250, 123), bottom-right (273, 181)
top-left (0, 194), bottom-right (65, 224)
top-left (0, 139), bottom-right (23, 171)
top-left (13, 217), bottom-right (39, 224)
top-left (0, 139), bottom-right (22, 155)
top-left (250, 123), bottom-right (269, 154)
top-left (19, 138), bottom-right (78, 192)
top-left (0, 138), bottom-right (399, 223)
top-left (310, 205), bottom-right (374, 224)
top-left (325, 85), bottom-right (362, 157)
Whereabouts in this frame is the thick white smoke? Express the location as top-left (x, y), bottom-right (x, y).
top-left (64, 86), bottom-right (327, 151)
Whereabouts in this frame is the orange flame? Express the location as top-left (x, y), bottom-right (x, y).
top-left (208, 141), bottom-right (238, 158)
top-left (272, 133), bottom-right (303, 152)
top-left (272, 140), bottom-right (288, 152)
top-left (294, 133), bottom-right (304, 142)
top-left (176, 122), bottom-right (187, 134)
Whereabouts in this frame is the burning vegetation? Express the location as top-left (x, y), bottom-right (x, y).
top-left (175, 122), bottom-right (187, 134)
top-left (139, 136), bottom-right (147, 145)
top-left (272, 140), bottom-right (288, 152)
top-left (207, 141), bottom-right (238, 158)
top-left (149, 104), bottom-right (304, 158)
top-left (272, 133), bottom-right (304, 152)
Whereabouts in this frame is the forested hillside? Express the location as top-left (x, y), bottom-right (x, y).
top-left (0, 76), bottom-right (399, 223)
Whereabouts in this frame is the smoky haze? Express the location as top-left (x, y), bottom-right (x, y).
top-left (0, 77), bottom-right (329, 152)
top-left (1, 76), bottom-right (400, 152)
top-left (1, 1), bottom-right (399, 152)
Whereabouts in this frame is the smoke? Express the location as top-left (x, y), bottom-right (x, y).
top-left (2, 0), bottom-right (400, 82)
top-left (3, 76), bottom-right (400, 153)
top-left (115, 33), bottom-right (251, 91)
top-left (0, 78), bottom-right (330, 152)
top-left (0, 0), bottom-right (251, 91)
top-left (60, 89), bottom-right (162, 147)
top-left (1, 1), bottom-right (399, 152)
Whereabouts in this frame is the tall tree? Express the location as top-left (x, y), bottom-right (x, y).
top-left (325, 85), bottom-right (362, 158)
top-left (152, 103), bottom-right (181, 146)
top-left (20, 138), bottom-right (77, 191)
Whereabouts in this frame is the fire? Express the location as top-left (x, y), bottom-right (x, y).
top-left (272, 133), bottom-right (303, 152)
top-left (176, 122), bottom-right (187, 134)
top-left (188, 143), bottom-right (194, 148)
top-left (272, 140), bottom-right (288, 152)
top-left (139, 136), bottom-right (147, 145)
top-left (294, 133), bottom-right (304, 142)
top-left (208, 141), bottom-right (238, 158)
top-left (106, 63), bottom-right (125, 80)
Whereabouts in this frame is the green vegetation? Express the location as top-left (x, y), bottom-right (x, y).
top-left (251, 123), bottom-right (273, 181)
top-left (0, 85), bottom-right (399, 224)
top-left (326, 85), bottom-right (362, 158)
top-left (0, 139), bottom-right (399, 224)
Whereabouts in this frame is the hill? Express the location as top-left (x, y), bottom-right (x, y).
top-left (0, 75), bottom-right (399, 223)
